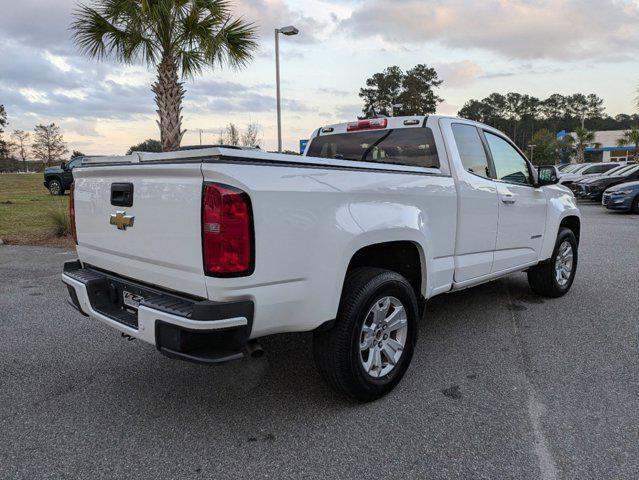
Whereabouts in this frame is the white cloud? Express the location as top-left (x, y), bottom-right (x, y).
top-left (435, 61), bottom-right (483, 87)
top-left (19, 88), bottom-right (49, 104)
top-left (236, 0), bottom-right (327, 44)
top-left (340, 0), bottom-right (639, 61)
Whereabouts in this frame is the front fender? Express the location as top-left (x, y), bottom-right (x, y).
top-left (539, 185), bottom-right (581, 261)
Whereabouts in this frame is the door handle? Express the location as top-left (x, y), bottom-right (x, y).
top-left (501, 194), bottom-right (516, 204)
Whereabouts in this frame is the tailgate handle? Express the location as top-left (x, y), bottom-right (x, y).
top-left (111, 183), bottom-right (134, 207)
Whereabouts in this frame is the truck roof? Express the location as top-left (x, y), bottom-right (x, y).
top-left (313, 115), bottom-right (501, 139)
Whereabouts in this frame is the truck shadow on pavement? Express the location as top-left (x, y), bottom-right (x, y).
top-left (96, 272), bottom-right (543, 417)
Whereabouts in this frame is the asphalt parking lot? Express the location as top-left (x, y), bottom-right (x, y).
top-left (1, 203), bottom-right (637, 480)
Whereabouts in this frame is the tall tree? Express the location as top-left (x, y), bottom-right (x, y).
top-left (217, 123), bottom-right (240, 145)
top-left (396, 64), bottom-right (443, 116)
top-left (616, 127), bottom-right (639, 161)
top-left (573, 127), bottom-right (595, 163)
top-left (241, 122), bottom-right (261, 147)
top-left (72, 0), bottom-right (257, 152)
top-left (32, 123), bottom-right (68, 166)
top-left (457, 99), bottom-right (484, 122)
top-left (557, 135), bottom-right (575, 165)
top-left (458, 92), bottom-right (609, 150)
top-left (10, 130), bottom-right (30, 172)
top-left (529, 129), bottom-right (559, 166)
top-left (359, 66), bottom-right (404, 117)
top-left (359, 65), bottom-right (442, 117)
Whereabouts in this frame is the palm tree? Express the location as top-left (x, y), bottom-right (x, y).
top-left (574, 126), bottom-right (595, 163)
top-left (616, 127), bottom-right (639, 161)
top-left (72, 0), bottom-right (257, 151)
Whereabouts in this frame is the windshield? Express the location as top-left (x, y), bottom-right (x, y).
top-left (557, 164), bottom-right (573, 171)
top-left (603, 165), bottom-right (626, 176)
top-left (623, 164), bottom-right (639, 175)
top-left (563, 164), bottom-right (583, 173)
top-left (307, 128), bottom-right (440, 168)
top-left (611, 165), bottom-right (636, 176)
top-left (572, 164), bottom-right (593, 174)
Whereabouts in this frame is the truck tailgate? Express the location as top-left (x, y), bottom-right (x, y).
top-left (73, 163), bottom-right (207, 298)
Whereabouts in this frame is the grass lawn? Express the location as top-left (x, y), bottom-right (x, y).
top-left (0, 173), bottom-right (73, 247)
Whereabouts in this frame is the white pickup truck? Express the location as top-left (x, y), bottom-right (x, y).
top-left (63, 115), bottom-right (580, 401)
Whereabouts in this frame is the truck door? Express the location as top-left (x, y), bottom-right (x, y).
top-left (441, 120), bottom-right (499, 282)
top-left (481, 131), bottom-right (547, 272)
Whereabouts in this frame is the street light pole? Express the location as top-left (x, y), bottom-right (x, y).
top-left (274, 25), bottom-right (299, 153)
top-left (275, 29), bottom-right (282, 152)
top-left (529, 144), bottom-right (536, 163)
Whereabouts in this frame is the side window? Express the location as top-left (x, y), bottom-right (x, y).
top-left (451, 124), bottom-right (491, 179)
top-left (484, 132), bottom-right (532, 185)
top-left (590, 164), bottom-right (613, 174)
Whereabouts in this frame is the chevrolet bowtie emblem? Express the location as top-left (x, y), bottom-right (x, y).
top-left (110, 210), bottom-right (135, 230)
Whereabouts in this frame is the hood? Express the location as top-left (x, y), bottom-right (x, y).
top-left (44, 166), bottom-right (63, 173)
top-left (607, 180), bottom-right (639, 192)
top-left (591, 175), bottom-right (626, 186)
top-left (576, 174), bottom-right (607, 184)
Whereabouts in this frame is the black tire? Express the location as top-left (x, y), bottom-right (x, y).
top-left (48, 178), bottom-right (63, 196)
top-left (527, 228), bottom-right (578, 298)
top-left (313, 267), bottom-right (418, 402)
top-left (632, 196), bottom-right (639, 214)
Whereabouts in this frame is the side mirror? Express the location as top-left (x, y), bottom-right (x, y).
top-left (60, 161), bottom-right (68, 170)
top-left (537, 166), bottom-right (558, 186)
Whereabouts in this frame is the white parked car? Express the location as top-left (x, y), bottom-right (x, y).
top-left (63, 116), bottom-right (581, 401)
top-left (558, 162), bottom-right (620, 186)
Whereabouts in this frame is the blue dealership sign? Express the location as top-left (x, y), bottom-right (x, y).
top-left (299, 139), bottom-right (309, 154)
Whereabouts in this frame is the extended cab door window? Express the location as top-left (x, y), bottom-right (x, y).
top-left (451, 124), bottom-right (492, 179)
top-left (484, 132), bottom-right (532, 186)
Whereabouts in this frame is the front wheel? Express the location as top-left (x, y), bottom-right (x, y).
top-left (313, 267), bottom-right (418, 402)
top-left (527, 228), bottom-right (578, 298)
top-left (48, 179), bottom-right (63, 196)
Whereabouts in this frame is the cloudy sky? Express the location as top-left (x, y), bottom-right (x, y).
top-left (1, 0), bottom-right (638, 155)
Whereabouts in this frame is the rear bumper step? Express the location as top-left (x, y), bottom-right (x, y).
top-left (62, 260), bottom-right (254, 365)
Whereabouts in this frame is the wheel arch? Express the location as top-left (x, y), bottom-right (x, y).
top-left (559, 215), bottom-right (581, 244)
top-left (341, 240), bottom-right (427, 305)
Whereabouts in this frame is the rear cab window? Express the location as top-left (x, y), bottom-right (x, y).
top-left (306, 127), bottom-right (440, 169)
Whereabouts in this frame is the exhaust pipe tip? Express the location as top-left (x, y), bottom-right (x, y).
top-left (246, 340), bottom-right (264, 359)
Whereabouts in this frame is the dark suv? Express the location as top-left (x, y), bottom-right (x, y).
top-left (582, 164), bottom-right (639, 201)
top-left (43, 157), bottom-right (84, 195)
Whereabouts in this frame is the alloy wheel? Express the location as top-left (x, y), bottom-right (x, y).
top-left (359, 296), bottom-right (408, 378)
top-left (554, 240), bottom-right (574, 287)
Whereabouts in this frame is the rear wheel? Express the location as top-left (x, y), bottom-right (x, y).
top-left (313, 267), bottom-right (418, 402)
top-left (527, 228), bottom-right (578, 298)
top-left (48, 178), bottom-right (63, 196)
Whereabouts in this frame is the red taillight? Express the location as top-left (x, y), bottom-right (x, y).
top-left (202, 183), bottom-right (254, 276)
top-left (69, 182), bottom-right (77, 244)
top-left (347, 118), bottom-right (387, 131)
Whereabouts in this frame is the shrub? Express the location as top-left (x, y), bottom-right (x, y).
top-left (48, 207), bottom-right (71, 237)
